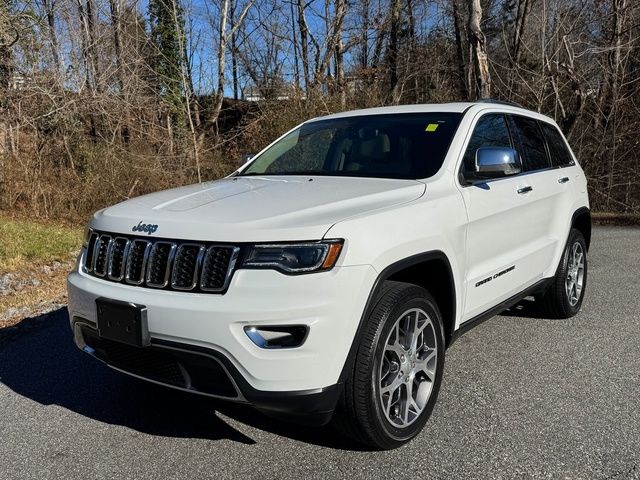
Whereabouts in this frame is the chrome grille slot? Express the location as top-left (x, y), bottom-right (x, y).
top-left (92, 235), bottom-right (112, 277)
top-left (84, 232), bottom-right (99, 272)
top-left (108, 237), bottom-right (130, 281)
top-left (146, 242), bottom-right (176, 288)
top-left (83, 230), bottom-right (238, 294)
top-left (171, 244), bottom-right (205, 290)
top-left (201, 246), bottom-right (239, 292)
top-left (125, 240), bottom-right (151, 285)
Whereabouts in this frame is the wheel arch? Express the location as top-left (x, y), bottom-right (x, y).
top-left (338, 251), bottom-right (457, 383)
top-left (571, 207), bottom-right (592, 251)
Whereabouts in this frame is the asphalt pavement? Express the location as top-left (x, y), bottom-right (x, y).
top-left (1, 226), bottom-right (639, 479)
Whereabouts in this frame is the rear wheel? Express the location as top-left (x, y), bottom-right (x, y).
top-left (539, 228), bottom-right (588, 318)
top-left (334, 281), bottom-right (445, 449)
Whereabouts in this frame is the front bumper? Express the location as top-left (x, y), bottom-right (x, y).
top-left (67, 257), bottom-right (377, 419)
top-left (72, 321), bottom-right (343, 424)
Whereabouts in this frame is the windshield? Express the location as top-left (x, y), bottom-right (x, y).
top-left (240, 112), bottom-right (463, 180)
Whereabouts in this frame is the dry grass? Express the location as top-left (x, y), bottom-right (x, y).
top-left (0, 216), bottom-right (82, 271)
top-left (0, 215), bottom-right (82, 328)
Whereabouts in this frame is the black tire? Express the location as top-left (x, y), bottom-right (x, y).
top-left (333, 281), bottom-right (445, 450)
top-left (538, 228), bottom-right (588, 318)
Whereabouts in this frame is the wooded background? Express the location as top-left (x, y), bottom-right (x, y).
top-left (0, 0), bottom-right (638, 220)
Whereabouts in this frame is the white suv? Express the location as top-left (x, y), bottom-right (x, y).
top-left (67, 101), bottom-right (590, 449)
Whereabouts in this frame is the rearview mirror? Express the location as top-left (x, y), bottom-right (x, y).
top-left (475, 147), bottom-right (521, 178)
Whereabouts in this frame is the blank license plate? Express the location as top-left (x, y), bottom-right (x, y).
top-left (96, 298), bottom-right (149, 347)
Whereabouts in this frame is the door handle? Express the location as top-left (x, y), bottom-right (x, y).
top-left (558, 176), bottom-right (570, 184)
top-left (517, 185), bottom-right (533, 194)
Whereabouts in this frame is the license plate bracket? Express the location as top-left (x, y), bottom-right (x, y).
top-left (96, 297), bottom-right (149, 347)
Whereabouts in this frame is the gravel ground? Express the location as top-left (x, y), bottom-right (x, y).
top-left (1, 226), bottom-right (638, 479)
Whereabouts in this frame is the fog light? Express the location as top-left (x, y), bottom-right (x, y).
top-left (244, 325), bottom-right (308, 349)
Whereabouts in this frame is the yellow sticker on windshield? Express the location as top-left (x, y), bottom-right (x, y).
top-left (425, 123), bottom-right (439, 132)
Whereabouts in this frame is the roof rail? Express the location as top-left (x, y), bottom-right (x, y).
top-left (476, 98), bottom-right (523, 108)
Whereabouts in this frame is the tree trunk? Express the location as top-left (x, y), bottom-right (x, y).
top-left (296, 0), bottom-right (310, 91)
top-left (43, 0), bottom-right (62, 76)
top-left (211, 0), bottom-right (229, 129)
top-left (230, 0), bottom-right (239, 100)
top-left (505, 0), bottom-right (530, 100)
top-left (171, 0), bottom-right (200, 182)
top-left (290, 0), bottom-right (300, 90)
top-left (335, 31), bottom-right (345, 108)
top-left (512, 0), bottom-right (530, 65)
top-left (0, 3), bottom-right (15, 89)
top-left (360, 0), bottom-right (369, 70)
top-left (76, 0), bottom-right (92, 90)
top-left (203, 0), bottom-right (253, 133)
top-left (86, 0), bottom-right (100, 91)
top-left (109, 0), bottom-right (124, 92)
top-left (559, 36), bottom-right (585, 138)
top-left (452, 0), bottom-right (468, 99)
top-left (0, 3), bottom-right (19, 197)
top-left (387, 0), bottom-right (401, 102)
top-left (596, 0), bottom-right (627, 129)
top-left (600, 0), bottom-right (627, 208)
top-left (468, 0), bottom-right (491, 99)
top-left (109, 0), bottom-right (130, 142)
top-left (77, 0), bottom-right (101, 92)
top-left (314, 0), bottom-right (346, 86)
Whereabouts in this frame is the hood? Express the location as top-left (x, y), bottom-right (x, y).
top-left (91, 176), bottom-right (426, 242)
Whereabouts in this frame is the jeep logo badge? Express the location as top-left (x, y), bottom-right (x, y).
top-left (132, 221), bottom-right (158, 235)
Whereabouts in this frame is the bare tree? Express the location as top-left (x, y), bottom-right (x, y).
top-left (109, 0), bottom-right (125, 91)
top-left (296, 0), bottom-right (311, 90)
top-left (41, 0), bottom-right (62, 75)
top-left (468, 0), bottom-right (490, 99)
top-left (387, 0), bottom-right (401, 102)
top-left (452, 0), bottom-right (468, 99)
top-left (203, 0), bottom-right (254, 132)
top-left (77, 0), bottom-right (101, 92)
top-left (230, 0), bottom-right (240, 100)
top-left (596, 0), bottom-right (628, 129)
top-left (0, 5), bottom-right (16, 196)
top-left (313, 0), bottom-right (346, 86)
top-left (511, 0), bottom-right (530, 65)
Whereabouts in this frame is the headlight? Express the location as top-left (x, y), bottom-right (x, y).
top-left (242, 240), bottom-right (343, 273)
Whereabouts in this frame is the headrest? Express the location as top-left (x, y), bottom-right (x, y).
top-left (357, 134), bottom-right (390, 161)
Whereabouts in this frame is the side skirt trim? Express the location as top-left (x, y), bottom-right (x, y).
top-left (449, 277), bottom-right (552, 346)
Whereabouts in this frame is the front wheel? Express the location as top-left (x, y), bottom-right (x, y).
top-left (333, 281), bottom-right (445, 450)
top-left (539, 228), bottom-right (588, 318)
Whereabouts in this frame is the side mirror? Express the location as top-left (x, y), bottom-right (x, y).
top-left (240, 153), bottom-right (255, 166)
top-left (475, 147), bottom-right (521, 178)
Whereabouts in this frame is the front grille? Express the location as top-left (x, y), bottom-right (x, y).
top-left (84, 231), bottom-right (239, 293)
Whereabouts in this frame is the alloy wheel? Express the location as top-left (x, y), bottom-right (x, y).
top-left (378, 308), bottom-right (438, 428)
top-left (565, 241), bottom-right (585, 307)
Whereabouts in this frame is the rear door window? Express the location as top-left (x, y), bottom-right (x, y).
top-left (507, 115), bottom-right (551, 172)
top-left (539, 122), bottom-right (575, 167)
